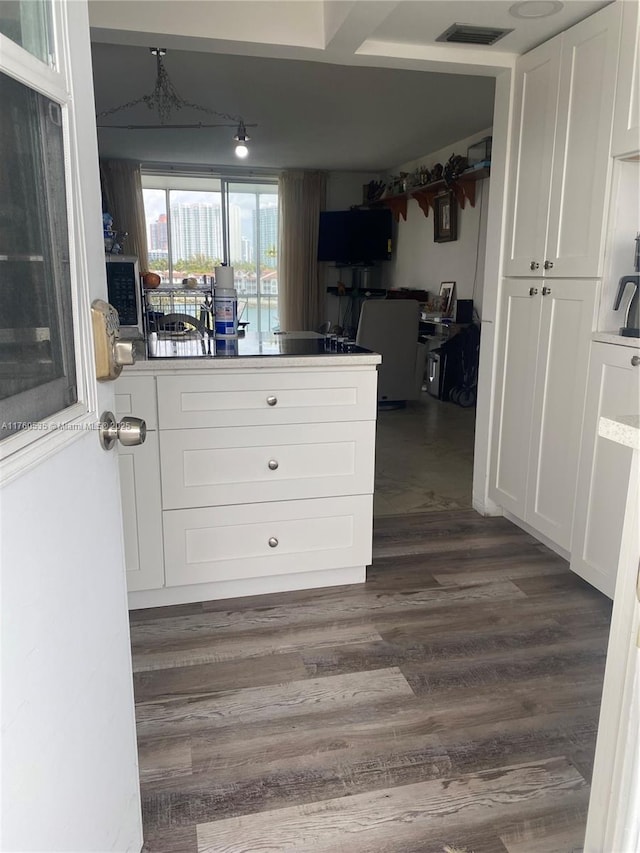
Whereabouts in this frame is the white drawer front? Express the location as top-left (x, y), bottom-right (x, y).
top-left (156, 370), bottom-right (377, 428)
top-left (163, 495), bottom-right (372, 587)
top-left (160, 421), bottom-right (375, 509)
top-left (115, 375), bottom-right (158, 430)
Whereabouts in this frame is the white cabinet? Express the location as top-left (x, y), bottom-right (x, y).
top-left (163, 495), bottom-right (373, 588)
top-left (490, 279), bottom-right (598, 551)
top-left (114, 376), bottom-right (164, 592)
top-left (117, 434), bottom-right (164, 592)
top-left (504, 3), bottom-right (621, 278)
top-left (159, 421), bottom-right (375, 509)
top-left (122, 361), bottom-right (378, 607)
top-left (570, 341), bottom-right (640, 597)
top-left (611, 0), bottom-right (640, 157)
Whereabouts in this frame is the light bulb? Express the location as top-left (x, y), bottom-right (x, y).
top-left (235, 142), bottom-right (249, 158)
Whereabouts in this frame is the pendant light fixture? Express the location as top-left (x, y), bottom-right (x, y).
top-left (96, 48), bottom-right (256, 158)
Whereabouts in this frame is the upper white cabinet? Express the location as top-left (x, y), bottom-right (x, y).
top-left (504, 3), bottom-right (622, 278)
top-left (611, 0), bottom-right (640, 157)
top-left (490, 279), bottom-right (598, 552)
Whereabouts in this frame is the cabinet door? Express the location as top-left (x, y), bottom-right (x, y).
top-left (546, 3), bottom-right (622, 278)
top-left (504, 38), bottom-right (560, 277)
top-left (611, 0), bottom-right (640, 157)
top-left (571, 342), bottom-right (640, 597)
top-left (118, 432), bottom-right (164, 592)
top-left (490, 279), bottom-right (542, 515)
top-left (526, 280), bottom-right (598, 550)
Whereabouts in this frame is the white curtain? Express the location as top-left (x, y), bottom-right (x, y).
top-left (278, 170), bottom-right (327, 331)
top-left (100, 159), bottom-right (149, 271)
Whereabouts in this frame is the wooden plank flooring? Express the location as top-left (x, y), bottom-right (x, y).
top-left (132, 510), bottom-right (611, 853)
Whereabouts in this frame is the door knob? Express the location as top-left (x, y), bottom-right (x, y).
top-left (530, 261), bottom-right (540, 271)
top-left (529, 287), bottom-right (539, 296)
top-left (99, 411), bottom-right (146, 451)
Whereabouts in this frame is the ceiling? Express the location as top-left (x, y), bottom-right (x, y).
top-left (89, 0), bottom-right (611, 173)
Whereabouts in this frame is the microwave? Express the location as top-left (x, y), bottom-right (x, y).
top-left (105, 255), bottom-right (144, 338)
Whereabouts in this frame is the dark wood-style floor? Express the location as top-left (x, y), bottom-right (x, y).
top-left (131, 510), bottom-right (612, 853)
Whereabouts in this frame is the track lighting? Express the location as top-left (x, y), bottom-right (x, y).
top-left (234, 122), bottom-right (250, 158)
top-left (96, 48), bottom-right (256, 158)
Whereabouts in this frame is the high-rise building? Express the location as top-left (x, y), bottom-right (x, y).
top-left (254, 205), bottom-right (278, 268)
top-left (228, 204), bottom-right (243, 264)
top-left (170, 202), bottom-right (223, 262)
top-left (149, 213), bottom-right (168, 253)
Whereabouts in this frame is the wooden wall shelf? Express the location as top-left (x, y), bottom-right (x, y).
top-left (379, 166), bottom-right (490, 221)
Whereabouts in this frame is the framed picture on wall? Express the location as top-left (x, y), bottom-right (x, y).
top-left (439, 281), bottom-right (456, 316)
top-left (434, 192), bottom-right (458, 243)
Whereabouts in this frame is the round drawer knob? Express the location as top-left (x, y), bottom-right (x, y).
top-left (268, 537), bottom-right (279, 548)
top-left (266, 395), bottom-right (278, 406)
top-left (632, 355), bottom-right (640, 367)
top-left (268, 459), bottom-right (279, 470)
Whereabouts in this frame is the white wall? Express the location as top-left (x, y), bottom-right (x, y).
top-left (388, 128), bottom-right (492, 319)
top-left (600, 159), bottom-right (640, 333)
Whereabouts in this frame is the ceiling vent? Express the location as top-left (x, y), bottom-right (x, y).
top-left (436, 23), bottom-right (514, 46)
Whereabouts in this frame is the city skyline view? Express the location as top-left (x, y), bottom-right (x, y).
top-left (144, 190), bottom-right (278, 268)
top-left (141, 184), bottom-right (280, 332)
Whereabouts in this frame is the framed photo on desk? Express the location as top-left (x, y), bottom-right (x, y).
top-left (439, 281), bottom-right (456, 317)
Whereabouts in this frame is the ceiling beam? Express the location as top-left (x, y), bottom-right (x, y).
top-left (323, 1), bottom-right (401, 54)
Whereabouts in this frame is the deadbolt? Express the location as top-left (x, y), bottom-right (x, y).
top-left (99, 411), bottom-right (146, 451)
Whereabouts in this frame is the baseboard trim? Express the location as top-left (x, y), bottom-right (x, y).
top-left (503, 511), bottom-right (570, 562)
top-left (128, 565), bottom-right (366, 610)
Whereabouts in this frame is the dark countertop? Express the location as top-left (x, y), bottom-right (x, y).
top-left (126, 331), bottom-right (380, 372)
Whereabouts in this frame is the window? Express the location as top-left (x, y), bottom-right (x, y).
top-left (0, 70), bottom-right (77, 441)
top-left (142, 175), bottom-right (279, 333)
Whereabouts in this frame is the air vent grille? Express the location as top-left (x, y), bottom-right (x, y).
top-left (436, 23), bottom-right (513, 46)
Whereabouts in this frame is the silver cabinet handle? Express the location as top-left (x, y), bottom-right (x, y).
top-left (542, 287), bottom-right (552, 296)
top-left (544, 260), bottom-right (554, 270)
top-left (530, 261), bottom-right (540, 270)
top-left (632, 356), bottom-right (640, 367)
top-left (266, 395), bottom-right (278, 406)
top-left (99, 411), bottom-right (146, 451)
top-left (529, 287), bottom-right (539, 296)
top-left (268, 537), bottom-right (279, 548)
top-left (268, 459), bottom-right (279, 470)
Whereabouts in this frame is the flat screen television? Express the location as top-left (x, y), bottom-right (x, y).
top-left (317, 208), bottom-right (392, 264)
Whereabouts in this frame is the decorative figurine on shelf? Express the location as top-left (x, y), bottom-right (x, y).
top-left (103, 212), bottom-right (115, 253)
top-left (443, 153), bottom-right (468, 186)
top-left (102, 211), bottom-right (127, 254)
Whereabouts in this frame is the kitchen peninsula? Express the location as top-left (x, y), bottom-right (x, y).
top-left (115, 333), bottom-right (381, 609)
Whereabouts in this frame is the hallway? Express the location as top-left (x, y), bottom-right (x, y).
top-left (374, 391), bottom-right (476, 517)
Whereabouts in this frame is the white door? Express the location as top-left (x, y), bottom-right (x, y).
top-left (490, 279), bottom-right (542, 515)
top-left (0, 4), bottom-right (142, 852)
top-left (546, 3), bottom-right (621, 278)
top-left (611, 0), bottom-right (640, 158)
top-left (525, 280), bottom-right (598, 550)
top-left (503, 37), bottom-right (560, 277)
top-left (571, 341), bottom-right (640, 598)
